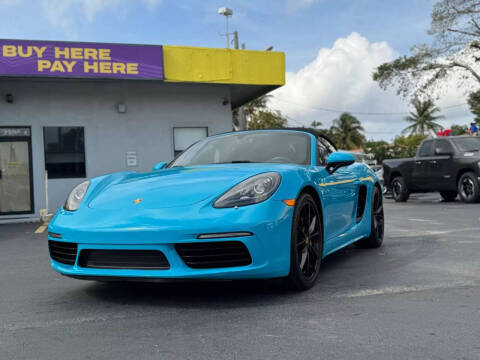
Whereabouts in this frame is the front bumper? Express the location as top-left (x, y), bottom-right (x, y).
top-left (48, 200), bottom-right (293, 280)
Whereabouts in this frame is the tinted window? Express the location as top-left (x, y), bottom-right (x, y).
top-left (435, 139), bottom-right (454, 154)
top-left (170, 132), bottom-right (310, 167)
top-left (44, 127), bottom-right (86, 179)
top-left (452, 137), bottom-right (480, 152)
top-left (418, 140), bottom-right (434, 157)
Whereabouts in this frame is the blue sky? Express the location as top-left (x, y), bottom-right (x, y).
top-left (0, 0), bottom-right (472, 140)
top-left (0, 0), bottom-right (434, 71)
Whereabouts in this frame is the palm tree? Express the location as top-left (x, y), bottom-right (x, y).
top-left (402, 98), bottom-right (444, 136)
top-left (329, 113), bottom-right (365, 150)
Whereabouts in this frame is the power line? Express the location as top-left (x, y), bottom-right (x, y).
top-left (273, 97), bottom-right (469, 116)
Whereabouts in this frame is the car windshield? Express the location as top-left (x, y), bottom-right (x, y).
top-left (452, 137), bottom-right (480, 152)
top-left (170, 131), bottom-right (311, 167)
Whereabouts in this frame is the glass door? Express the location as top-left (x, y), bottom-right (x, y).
top-left (0, 127), bottom-right (33, 215)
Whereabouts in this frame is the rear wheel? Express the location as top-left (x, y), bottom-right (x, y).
top-left (440, 191), bottom-right (457, 202)
top-left (458, 172), bottom-right (480, 203)
top-left (391, 176), bottom-right (409, 202)
top-left (285, 193), bottom-right (323, 291)
top-left (356, 186), bottom-right (384, 248)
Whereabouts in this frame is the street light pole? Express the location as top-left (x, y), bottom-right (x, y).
top-left (218, 7), bottom-right (233, 49)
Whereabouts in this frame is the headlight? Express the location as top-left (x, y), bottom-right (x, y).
top-left (214, 172), bottom-right (281, 208)
top-left (64, 180), bottom-right (90, 211)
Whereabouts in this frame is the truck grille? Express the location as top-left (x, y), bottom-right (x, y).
top-left (78, 250), bottom-right (170, 270)
top-left (48, 240), bottom-right (78, 265)
top-left (175, 241), bottom-right (252, 269)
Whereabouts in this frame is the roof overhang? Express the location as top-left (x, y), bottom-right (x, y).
top-left (162, 46), bottom-right (285, 108)
top-left (0, 40), bottom-right (285, 109)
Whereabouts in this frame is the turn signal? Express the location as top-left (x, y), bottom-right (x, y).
top-left (282, 199), bottom-right (296, 206)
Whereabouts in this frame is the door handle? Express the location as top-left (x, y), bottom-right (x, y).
top-left (429, 160), bottom-right (437, 164)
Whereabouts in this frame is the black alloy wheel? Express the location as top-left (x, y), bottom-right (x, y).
top-left (356, 186), bottom-right (384, 248)
top-left (285, 193), bottom-right (323, 291)
top-left (458, 172), bottom-right (480, 203)
top-left (391, 176), bottom-right (409, 202)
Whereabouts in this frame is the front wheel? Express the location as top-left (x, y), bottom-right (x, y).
top-left (458, 172), bottom-right (480, 203)
top-left (285, 193), bottom-right (323, 291)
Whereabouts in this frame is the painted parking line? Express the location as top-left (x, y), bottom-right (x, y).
top-left (337, 280), bottom-right (478, 298)
top-left (34, 225), bottom-right (47, 234)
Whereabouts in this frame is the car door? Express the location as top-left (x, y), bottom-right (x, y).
top-left (411, 140), bottom-right (434, 190)
top-left (314, 139), bottom-right (357, 245)
top-left (429, 139), bottom-right (456, 190)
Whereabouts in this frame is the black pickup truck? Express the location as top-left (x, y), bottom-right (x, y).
top-left (383, 136), bottom-right (480, 203)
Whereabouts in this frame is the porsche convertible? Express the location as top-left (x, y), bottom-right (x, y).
top-left (48, 129), bottom-right (384, 290)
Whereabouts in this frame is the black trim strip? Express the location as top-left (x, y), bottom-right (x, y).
top-left (197, 232), bottom-right (253, 239)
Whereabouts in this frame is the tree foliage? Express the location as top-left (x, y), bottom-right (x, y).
top-left (364, 140), bottom-right (391, 164)
top-left (392, 134), bottom-right (428, 158)
top-left (402, 98), bottom-right (444, 135)
top-left (310, 120), bottom-right (323, 129)
top-left (329, 113), bottom-right (365, 150)
top-left (237, 95), bottom-right (287, 130)
top-left (248, 110), bottom-right (287, 129)
top-left (467, 89), bottom-right (480, 123)
top-left (373, 0), bottom-right (480, 99)
top-left (451, 123), bottom-right (469, 134)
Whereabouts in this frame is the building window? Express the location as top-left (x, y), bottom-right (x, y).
top-left (43, 127), bottom-right (86, 179)
top-left (173, 127), bottom-right (208, 157)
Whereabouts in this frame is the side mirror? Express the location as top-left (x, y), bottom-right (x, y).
top-left (435, 148), bottom-right (452, 156)
top-left (326, 152), bottom-right (355, 174)
top-left (152, 162), bottom-right (167, 171)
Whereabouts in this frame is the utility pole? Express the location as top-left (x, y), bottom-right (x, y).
top-left (233, 30), bottom-right (239, 50)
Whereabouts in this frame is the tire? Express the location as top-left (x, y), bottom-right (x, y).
top-left (356, 186), bottom-right (384, 248)
top-left (457, 172), bottom-right (480, 203)
top-left (285, 193), bottom-right (323, 291)
top-left (440, 191), bottom-right (457, 202)
top-left (391, 176), bottom-right (409, 202)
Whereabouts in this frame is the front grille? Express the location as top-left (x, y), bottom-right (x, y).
top-left (48, 240), bottom-right (78, 265)
top-left (175, 241), bottom-right (252, 269)
top-left (78, 250), bottom-right (170, 270)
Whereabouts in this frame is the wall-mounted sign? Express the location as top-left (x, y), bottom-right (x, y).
top-left (126, 151), bottom-right (137, 167)
top-left (0, 39), bottom-right (164, 80)
top-left (0, 127), bottom-right (30, 137)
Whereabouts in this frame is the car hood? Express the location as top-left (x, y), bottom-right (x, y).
top-left (87, 164), bottom-right (292, 210)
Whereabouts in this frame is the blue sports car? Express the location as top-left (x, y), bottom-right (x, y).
top-left (48, 129), bottom-right (384, 290)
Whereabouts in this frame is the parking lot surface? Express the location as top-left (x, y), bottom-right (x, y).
top-left (1, 195), bottom-right (479, 360)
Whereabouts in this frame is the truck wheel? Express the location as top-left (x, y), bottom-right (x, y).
top-left (440, 191), bottom-right (457, 202)
top-left (391, 176), bottom-right (409, 202)
top-left (458, 172), bottom-right (480, 203)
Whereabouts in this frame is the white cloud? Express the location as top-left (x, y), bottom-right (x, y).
top-left (270, 32), bottom-right (472, 140)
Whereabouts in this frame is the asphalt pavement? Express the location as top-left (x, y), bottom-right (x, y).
top-left (1, 194), bottom-right (479, 360)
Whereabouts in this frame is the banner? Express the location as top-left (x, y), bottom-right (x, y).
top-left (0, 39), bottom-right (164, 80)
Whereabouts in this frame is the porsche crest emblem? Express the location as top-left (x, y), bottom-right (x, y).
top-left (133, 198), bottom-right (143, 205)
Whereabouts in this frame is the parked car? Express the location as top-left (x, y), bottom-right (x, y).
top-left (383, 136), bottom-right (480, 203)
top-left (48, 129), bottom-right (384, 291)
top-left (375, 168), bottom-right (388, 195)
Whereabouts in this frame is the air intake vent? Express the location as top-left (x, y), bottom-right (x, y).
top-left (78, 250), bottom-right (170, 270)
top-left (356, 185), bottom-right (367, 223)
top-left (49, 240), bottom-right (78, 265)
top-left (175, 241), bottom-right (252, 269)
